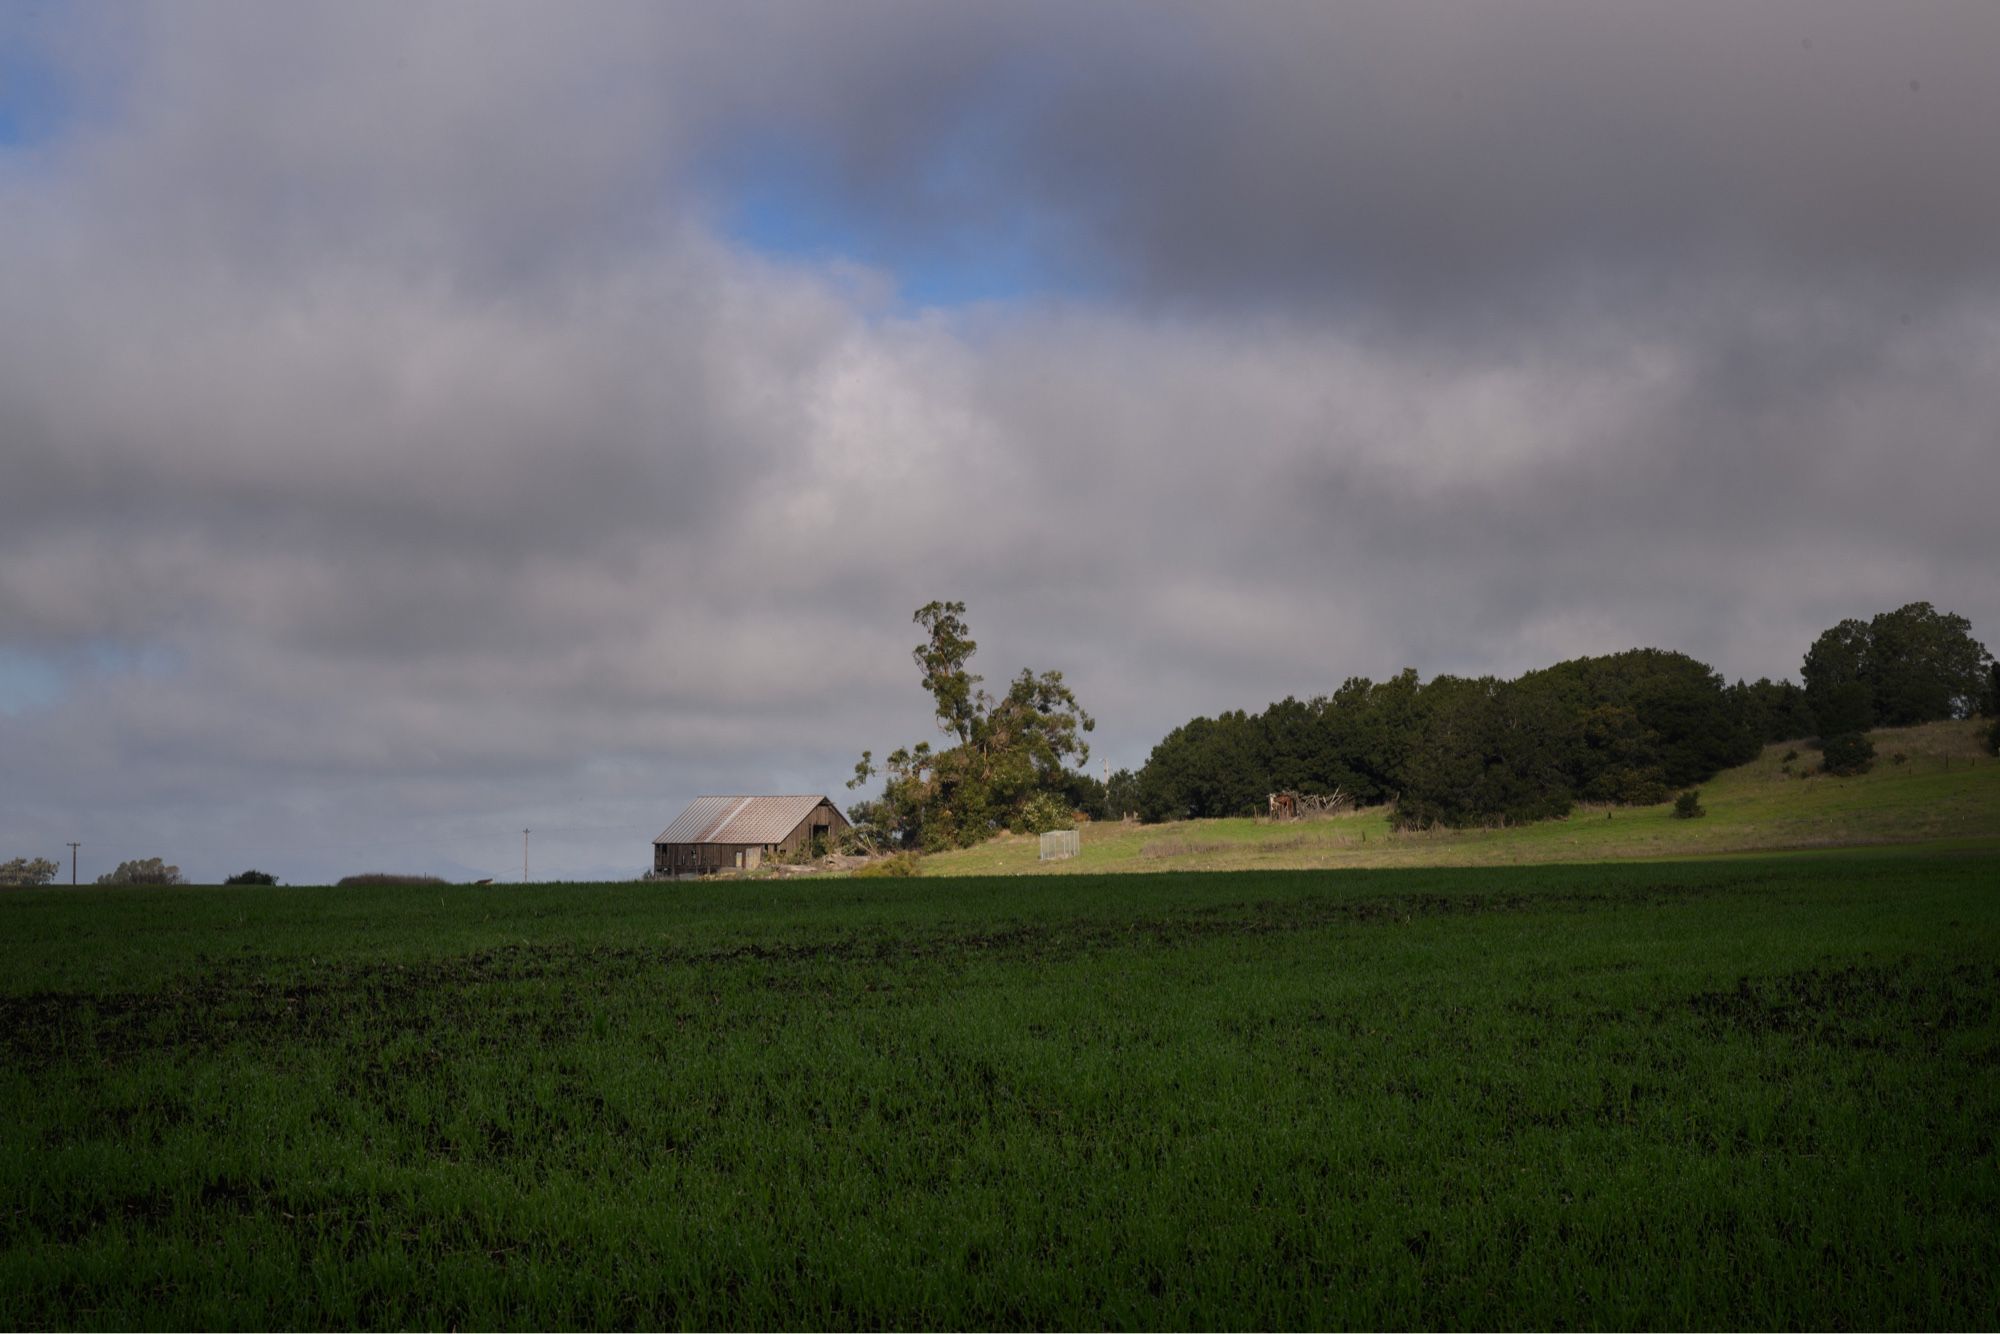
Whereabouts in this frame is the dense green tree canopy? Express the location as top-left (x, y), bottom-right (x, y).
top-left (1733, 678), bottom-right (1817, 746)
top-left (1802, 603), bottom-right (1992, 733)
top-left (1136, 649), bottom-right (1766, 831)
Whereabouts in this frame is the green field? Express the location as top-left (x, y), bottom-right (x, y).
top-left (4, 849), bottom-right (1998, 1327)
top-left (923, 720), bottom-right (2000, 877)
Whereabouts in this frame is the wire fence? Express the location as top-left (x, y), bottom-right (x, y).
top-left (1038, 829), bottom-right (1080, 862)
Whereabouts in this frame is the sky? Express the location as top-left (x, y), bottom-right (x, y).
top-left (2, 1), bottom-right (1996, 884)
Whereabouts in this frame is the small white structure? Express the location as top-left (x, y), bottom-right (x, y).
top-left (1038, 829), bottom-right (1080, 862)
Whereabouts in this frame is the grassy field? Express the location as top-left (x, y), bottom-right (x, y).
top-left (3, 850), bottom-right (1998, 1327)
top-left (922, 719), bottom-right (2000, 877)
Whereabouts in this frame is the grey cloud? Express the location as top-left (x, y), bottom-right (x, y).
top-left (38, 3), bottom-right (2000, 310)
top-left (684, 3), bottom-right (2000, 316)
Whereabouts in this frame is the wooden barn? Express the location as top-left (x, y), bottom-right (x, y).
top-left (652, 795), bottom-right (850, 875)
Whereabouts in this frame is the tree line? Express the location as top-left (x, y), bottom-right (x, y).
top-left (844, 599), bottom-right (1991, 846)
top-left (0, 857), bottom-right (290, 888)
top-left (1127, 602), bottom-right (1993, 829)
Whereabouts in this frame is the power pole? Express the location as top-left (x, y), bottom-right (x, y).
top-left (522, 829), bottom-right (530, 883)
top-left (67, 843), bottom-right (80, 886)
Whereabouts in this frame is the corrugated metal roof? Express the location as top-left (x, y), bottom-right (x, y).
top-left (653, 795), bottom-right (844, 846)
top-left (655, 796), bottom-right (748, 845)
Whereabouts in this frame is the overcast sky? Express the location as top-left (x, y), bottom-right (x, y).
top-left (3, 1), bottom-right (1995, 883)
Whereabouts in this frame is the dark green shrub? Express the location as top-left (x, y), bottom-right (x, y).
top-left (224, 869), bottom-right (278, 885)
top-left (852, 852), bottom-right (921, 879)
top-left (336, 872), bottom-right (449, 888)
top-left (1820, 732), bottom-right (1876, 776)
top-left (1672, 790), bottom-right (1706, 819)
top-left (96, 858), bottom-right (182, 885)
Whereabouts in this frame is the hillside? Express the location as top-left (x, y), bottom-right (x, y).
top-left (918, 718), bottom-right (2000, 876)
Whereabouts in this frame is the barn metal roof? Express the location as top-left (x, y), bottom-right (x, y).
top-left (653, 795), bottom-right (844, 846)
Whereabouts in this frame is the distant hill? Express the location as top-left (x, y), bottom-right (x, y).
top-left (918, 718), bottom-right (1999, 876)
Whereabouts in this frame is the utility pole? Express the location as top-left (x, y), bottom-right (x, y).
top-left (523, 829), bottom-right (530, 883)
top-left (67, 843), bottom-right (80, 886)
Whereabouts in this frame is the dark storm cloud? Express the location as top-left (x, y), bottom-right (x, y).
top-left (1, 2), bottom-right (1995, 882)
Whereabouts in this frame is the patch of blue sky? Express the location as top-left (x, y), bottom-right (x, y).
top-left (0, 642), bottom-right (184, 714)
top-left (86, 641), bottom-right (184, 680)
top-left (0, 652), bottom-right (65, 714)
top-left (0, 42), bottom-right (71, 148)
top-left (709, 51), bottom-right (1099, 313)
top-left (724, 164), bottom-right (1062, 309)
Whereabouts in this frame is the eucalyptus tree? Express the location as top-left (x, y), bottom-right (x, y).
top-left (849, 601), bottom-right (1094, 850)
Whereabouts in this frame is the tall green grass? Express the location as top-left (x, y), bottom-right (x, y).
top-left (3, 856), bottom-right (1997, 1327)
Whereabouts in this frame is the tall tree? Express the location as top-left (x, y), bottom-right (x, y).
top-left (1865, 602), bottom-right (1992, 725)
top-left (1802, 603), bottom-right (1992, 732)
top-left (911, 600), bottom-right (982, 745)
top-left (850, 603), bottom-right (1094, 850)
top-left (1802, 618), bottom-right (1877, 734)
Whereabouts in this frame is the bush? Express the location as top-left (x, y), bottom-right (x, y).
top-left (852, 852), bottom-right (921, 879)
top-left (1010, 791), bottom-right (1074, 836)
top-left (915, 810), bottom-right (965, 854)
top-left (336, 872), bottom-right (449, 888)
top-left (224, 869), bottom-right (278, 885)
top-left (1820, 732), bottom-right (1876, 777)
top-left (0, 856), bottom-right (59, 886)
top-left (1987, 717), bottom-right (2000, 756)
top-left (1672, 790), bottom-right (1706, 819)
top-left (96, 857), bottom-right (182, 885)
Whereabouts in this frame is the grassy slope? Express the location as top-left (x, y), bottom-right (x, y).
top-left (921, 718), bottom-right (2000, 877)
top-left (2, 857), bottom-right (1997, 1328)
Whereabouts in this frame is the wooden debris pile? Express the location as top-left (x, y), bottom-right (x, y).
top-left (1266, 787), bottom-right (1352, 821)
